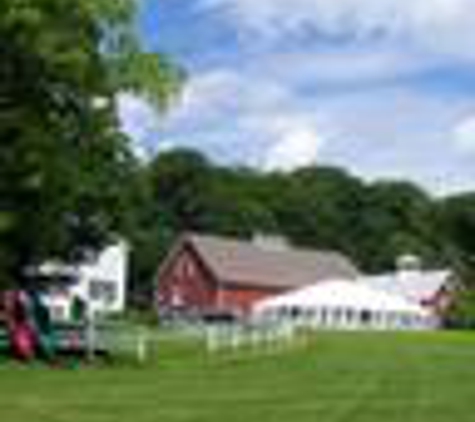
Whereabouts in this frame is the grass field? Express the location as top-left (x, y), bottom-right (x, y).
top-left (1, 331), bottom-right (475, 422)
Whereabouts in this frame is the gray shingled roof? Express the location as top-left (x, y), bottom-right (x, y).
top-left (186, 234), bottom-right (360, 289)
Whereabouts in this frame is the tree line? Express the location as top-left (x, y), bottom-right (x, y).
top-left (126, 149), bottom-right (475, 311)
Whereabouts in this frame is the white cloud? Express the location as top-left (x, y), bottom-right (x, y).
top-left (243, 113), bottom-right (326, 171)
top-left (262, 124), bottom-right (324, 172)
top-left (148, 65), bottom-right (331, 171)
top-left (454, 116), bottom-right (475, 154)
top-left (116, 61), bottom-right (475, 194)
top-left (116, 92), bottom-right (161, 158)
top-left (167, 68), bottom-right (291, 126)
top-left (117, 92), bottom-right (154, 137)
top-left (257, 48), bottom-right (442, 91)
top-left (200, 0), bottom-right (475, 60)
top-left (116, 69), bottom-right (316, 165)
top-left (171, 70), bottom-right (242, 121)
top-left (119, 0), bottom-right (475, 194)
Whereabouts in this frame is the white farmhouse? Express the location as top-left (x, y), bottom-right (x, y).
top-left (38, 241), bottom-right (129, 321)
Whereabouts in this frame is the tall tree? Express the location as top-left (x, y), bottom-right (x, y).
top-left (0, 0), bottom-right (183, 287)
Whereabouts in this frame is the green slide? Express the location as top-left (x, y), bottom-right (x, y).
top-left (27, 291), bottom-right (57, 361)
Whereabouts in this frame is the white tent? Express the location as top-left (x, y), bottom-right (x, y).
top-left (252, 280), bottom-right (435, 331)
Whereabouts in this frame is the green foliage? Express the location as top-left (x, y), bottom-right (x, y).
top-left (446, 287), bottom-right (475, 327)
top-left (270, 166), bottom-right (365, 253)
top-left (0, 0), bottom-right (182, 287)
top-left (354, 181), bottom-right (445, 271)
top-left (439, 194), bottom-right (475, 259)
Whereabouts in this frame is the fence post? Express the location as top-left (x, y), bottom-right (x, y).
top-left (136, 327), bottom-right (148, 364)
top-left (86, 311), bottom-right (96, 362)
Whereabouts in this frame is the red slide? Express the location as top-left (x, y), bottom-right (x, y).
top-left (10, 323), bottom-right (35, 360)
top-left (4, 291), bottom-right (36, 360)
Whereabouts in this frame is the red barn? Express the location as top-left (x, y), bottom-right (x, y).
top-left (155, 233), bottom-right (360, 320)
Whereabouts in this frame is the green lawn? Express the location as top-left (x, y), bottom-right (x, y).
top-left (1, 331), bottom-right (475, 422)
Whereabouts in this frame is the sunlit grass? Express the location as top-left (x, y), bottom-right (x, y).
top-left (0, 331), bottom-right (474, 422)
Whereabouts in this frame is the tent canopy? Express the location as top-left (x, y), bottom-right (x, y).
top-left (254, 279), bottom-right (429, 316)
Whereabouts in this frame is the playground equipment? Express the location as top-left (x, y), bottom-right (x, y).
top-left (0, 290), bottom-right (155, 365)
top-left (0, 290), bottom-right (105, 362)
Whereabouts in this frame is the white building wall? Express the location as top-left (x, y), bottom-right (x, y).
top-left (80, 241), bottom-right (129, 314)
top-left (42, 241), bottom-right (129, 320)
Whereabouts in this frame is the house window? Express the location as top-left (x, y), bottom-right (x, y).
top-left (89, 280), bottom-right (117, 304)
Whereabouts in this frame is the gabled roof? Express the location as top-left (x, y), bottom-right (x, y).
top-left (180, 233), bottom-right (360, 289)
top-left (363, 270), bottom-right (452, 304)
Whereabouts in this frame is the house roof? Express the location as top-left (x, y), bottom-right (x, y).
top-left (182, 233), bottom-right (360, 289)
top-left (362, 270), bottom-right (452, 304)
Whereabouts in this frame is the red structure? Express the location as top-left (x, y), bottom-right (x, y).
top-left (155, 233), bottom-right (359, 320)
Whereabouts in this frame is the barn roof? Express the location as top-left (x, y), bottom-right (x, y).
top-left (182, 233), bottom-right (360, 289)
top-left (363, 270), bottom-right (452, 304)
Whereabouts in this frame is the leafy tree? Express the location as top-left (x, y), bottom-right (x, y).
top-left (0, 0), bottom-right (183, 288)
top-left (439, 194), bottom-right (475, 259)
top-left (445, 287), bottom-right (475, 328)
top-left (356, 181), bottom-right (444, 271)
top-left (268, 166), bottom-right (365, 257)
top-left (438, 193), bottom-right (475, 286)
top-left (197, 166), bottom-right (279, 238)
top-left (148, 149), bottom-right (213, 232)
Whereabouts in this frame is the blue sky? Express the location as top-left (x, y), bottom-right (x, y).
top-left (118, 0), bottom-right (475, 196)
